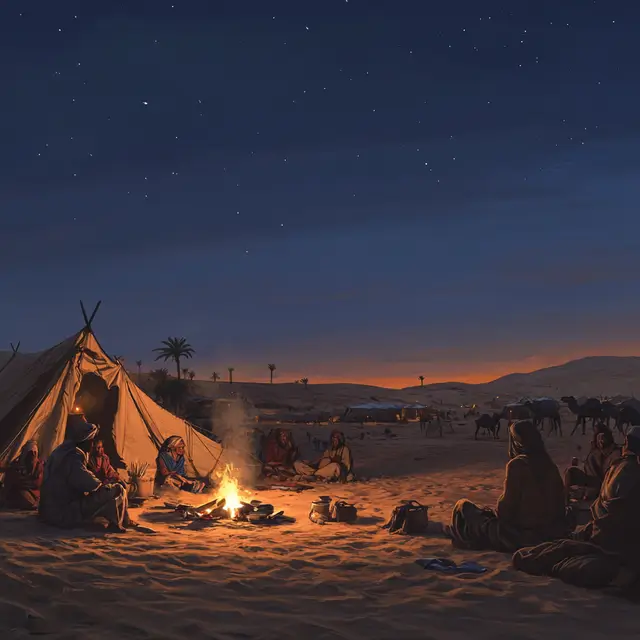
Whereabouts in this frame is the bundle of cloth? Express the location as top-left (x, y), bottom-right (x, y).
top-left (513, 426), bottom-right (640, 593)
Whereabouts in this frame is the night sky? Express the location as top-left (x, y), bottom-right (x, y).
top-left (2, 1), bottom-right (639, 387)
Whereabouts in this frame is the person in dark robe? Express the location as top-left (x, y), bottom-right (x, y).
top-left (313, 430), bottom-right (354, 481)
top-left (88, 439), bottom-right (124, 486)
top-left (448, 420), bottom-right (569, 552)
top-left (513, 427), bottom-right (640, 591)
top-left (39, 415), bottom-right (133, 532)
top-left (564, 424), bottom-right (621, 503)
top-left (155, 436), bottom-right (205, 493)
top-left (574, 426), bottom-right (640, 560)
top-left (1, 440), bottom-right (44, 510)
top-left (262, 429), bottom-right (314, 478)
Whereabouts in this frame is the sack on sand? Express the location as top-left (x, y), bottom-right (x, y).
top-left (330, 500), bottom-right (358, 523)
top-left (384, 500), bottom-right (429, 535)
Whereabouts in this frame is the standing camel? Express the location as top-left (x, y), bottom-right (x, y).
top-left (474, 413), bottom-right (501, 439)
top-left (560, 396), bottom-right (602, 436)
top-left (600, 400), bottom-right (619, 429)
top-left (524, 399), bottom-right (562, 436)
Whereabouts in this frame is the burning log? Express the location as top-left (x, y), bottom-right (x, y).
top-left (165, 465), bottom-right (296, 525)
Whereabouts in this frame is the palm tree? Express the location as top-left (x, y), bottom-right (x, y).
top-left (136, 360), bottom-right (143, 380)
top-left (268, 363), bottom-right (276, 384)
top-left (149, 367), bottom-right (169, 382)
top-left (153, 337), bottom-right (195, 379)
top-left (301, 377), bottom-right (309, 389)
top-left (228, 367), bottom-right (235, 384)
top-left (182, 367), bottom-right (189, 379)
top-left (188, 370), bottom-right (195, 381)
top-left (210, 372), bottom-right (220, 383)
top-left (419, 375), bottom-right (425, 387)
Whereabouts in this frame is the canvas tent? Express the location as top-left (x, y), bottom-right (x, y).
top-left (343, 402), bottom-right (427, 423)
top-left (0, 318), bottom-right (223, 480)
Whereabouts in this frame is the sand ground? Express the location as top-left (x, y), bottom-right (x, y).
top-left (1, 419), bottom-right (637, 640)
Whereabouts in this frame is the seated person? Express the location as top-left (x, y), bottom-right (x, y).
top-left (313, 430), bottom-right (354, 482)
top-left (514, 426), bottom-right (640, 591)
top-left (564, 424), bottom-right (621, 503)
top-left (574, 426), bottom-right (640, 557)
top-left (262, 428), bottom-right (314, 478)
top-left (39, 415), bottom-right (133, 532)
top-left (155, 436), bottom-right (205, 493)
top-left (88, 439), bottom-right (125, 486)
top-left (448, 420), bottom-right (568, 552)
top-left (1, 440), bottom-right (44, 510)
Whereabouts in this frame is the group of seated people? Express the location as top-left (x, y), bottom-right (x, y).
top-left (0, 418), bottom-right (352, 532)
top-left (260, 427), bottom-right (354, 483)
top-left (448, 419), bottom-right (640, 592)
top-left (0, 414), bottom-right (205, 532)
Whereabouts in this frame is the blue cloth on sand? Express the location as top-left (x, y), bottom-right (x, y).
top-left (415, 558), bottom-right (487, 574)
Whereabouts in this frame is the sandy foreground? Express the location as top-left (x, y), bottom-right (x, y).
top-left (1, 419), bottom-right (637, 640)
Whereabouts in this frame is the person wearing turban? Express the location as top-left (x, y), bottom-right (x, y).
top-left (38, 413), bottom-right (133, 532)
top-left (313, 430), bottom-right (354, 482)
top-left (154, 436), bottom-right (205, 493)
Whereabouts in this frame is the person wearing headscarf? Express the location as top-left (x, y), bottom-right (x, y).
top-left (448, 420), bottom-right (568, 552)
top-left (563, 423), bottom-right (621, 504)
top-left (262, 428), bottom-right (315, 479)
top-left (313, 430), bottom-right (354, 482)
top-left (1, 440), bottom-right (44, 510)
top-left (574, 426), bottom-right (640, 558)
top-left (39, 414), bottom-right (133, 532)
top-left (513, 427), bottom-right (640, 591)
top-left (155, 436), bottom-right (205, 493)
top-left (88, 439), bottom-right (124, 486)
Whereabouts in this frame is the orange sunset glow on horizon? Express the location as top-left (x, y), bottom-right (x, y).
top-left (205, 343), bottom-right (640, 390)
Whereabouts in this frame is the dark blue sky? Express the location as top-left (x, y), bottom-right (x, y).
top-left (2, 1), bottom-right (639, 386)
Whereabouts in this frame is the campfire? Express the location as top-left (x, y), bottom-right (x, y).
top-left (212, 464), bottom-right (244, 518)
top-left (167, 465), bottom-right (295, 525)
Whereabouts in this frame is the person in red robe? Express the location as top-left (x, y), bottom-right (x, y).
top-left (1, 440), bottom-right (44, 510)
top-left (88, 440), bottom-right (124, 486)
top-left (262, 429), bottom-right (314, 478)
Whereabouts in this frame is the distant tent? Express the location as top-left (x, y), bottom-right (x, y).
top-left (0, 304), bottom-right (223, 479)
top-left (343, 402), bottom-right (426, 423)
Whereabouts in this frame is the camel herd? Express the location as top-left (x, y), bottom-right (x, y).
top-left (473, 396), bottom-right (640, 440)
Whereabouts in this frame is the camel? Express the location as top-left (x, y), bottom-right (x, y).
top-left (422, 408), bottom-right (454, 437)
top-left (474, 413), bottom-right (501, 439)
top-left (462, 404), bottom-right (479, 418)
top-left (616, 405), bottom-right (640, 435)
top-left (599, 400), bottom-right (619, 429)
top-left (560, 396), bottom-right (602, 435)
top-left (524, 398), bottom-right (562, 436)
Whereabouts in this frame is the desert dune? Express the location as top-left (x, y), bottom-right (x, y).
top-left (1, 408), bottom-right (638, 639)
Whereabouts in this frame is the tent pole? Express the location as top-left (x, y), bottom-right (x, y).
top-left (79, 300), bottom-right (102, 331)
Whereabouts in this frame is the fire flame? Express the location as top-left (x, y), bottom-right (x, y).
top-left (217, 464), bottom-right (244, 518)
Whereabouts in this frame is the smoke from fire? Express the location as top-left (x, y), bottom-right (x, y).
top-left (211, 395), bottom-right (262, 488)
